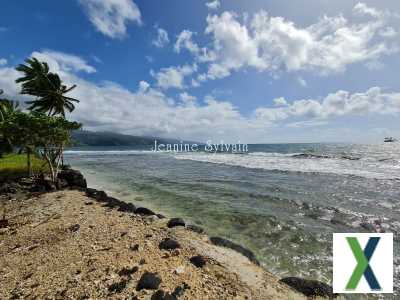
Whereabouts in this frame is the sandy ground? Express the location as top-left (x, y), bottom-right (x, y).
top-left (0, 190), bottom-right (307, 299)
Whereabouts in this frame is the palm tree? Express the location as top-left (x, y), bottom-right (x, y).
top-left (15, 57), bottom-right (79, 117)
top-left (0, 90), bottom-right (20, 155)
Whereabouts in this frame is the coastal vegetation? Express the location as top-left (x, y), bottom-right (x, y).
top-left (0, 57), bottom-right (81, 181)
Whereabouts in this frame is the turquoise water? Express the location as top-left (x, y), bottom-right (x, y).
top-left (65, 143), bottom-right (400, 295)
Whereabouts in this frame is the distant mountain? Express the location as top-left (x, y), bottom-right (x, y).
top-left (71, 130), bottom-right (189, 147)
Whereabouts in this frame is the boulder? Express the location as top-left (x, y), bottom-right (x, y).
top-left (58, 169), bottom-right (87, 189)
top-left (135, 207), bottom-right (156, 216)
top-left (136, 272), bottom-right (162, 291)
top-left (189, 255), bottom-right (206, 268)
top-left (117, 201), bottom-right (136, 213)
top-left (86, 188), bottom-right (108, 201)
top-left (279, 277), bottom-right (335, 299)
top-left (167, 218), bottom-right (185, 228)
top-left (56, 178), bottom-right (69, 190)
top-left (209, 237), bottom-right (260, 266)
top-left (159, 238), bottom-right (181, 250)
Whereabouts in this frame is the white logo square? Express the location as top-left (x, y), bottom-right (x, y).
top-left (333, 233), bottom-right (393, 294)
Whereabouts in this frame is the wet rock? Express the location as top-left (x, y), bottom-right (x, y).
top-left (58, 169), bottom-right (87, 189)
top-left (167, 218), bottom-right (185, 228)
top-left (135, 207), bottom-right (156, 216)
top-left (360, 222), bottom-right (376, 232)
top-left (117, 201), bottom-right (136, 213)
top-left (279, 277), bottom-right (335, 299)
top-left (86, 188), bottom-right (108, 201)
top-left (136, 272), bottom-right (162, 291)
top-left (159, 238), bottom-right (181, 250)
top-left (108, 279), bottom-right (128, 293)
top-left (118, 266), bottom-right (138, 277)
top-left (156, 214), bottom-right (166, 219)
top-left (68, 224), bottom-right (80, 233)
top-left (186, 225), bottom-right (205, 234)
top-left (210, 237), bottom-right (260, 266)
top-left (190, 255), bottom-right (206, 268)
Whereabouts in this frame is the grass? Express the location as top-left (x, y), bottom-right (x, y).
top-left (0, 153), bottom-right (48, 180)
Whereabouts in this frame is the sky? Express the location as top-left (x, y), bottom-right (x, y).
top-left (0, 0), bottom-right (400, 143)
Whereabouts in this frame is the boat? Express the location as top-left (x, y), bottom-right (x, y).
top-left (384, 137), bottom-right (397, 142)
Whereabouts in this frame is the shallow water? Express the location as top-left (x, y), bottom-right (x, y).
top-left (65, 143), bottom-right (400, 297)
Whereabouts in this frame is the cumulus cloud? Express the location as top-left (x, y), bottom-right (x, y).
top-left (31, 50), bottom-right (96, 73)
top-left (179, 92), bottom-right (196, 103)
top-left (152, 27), bottom-right (169, 48)
top-left (151, 64), bottom-right (197, 90)
top-left (273, 97), bottom-right (288, 106)
top-left (2, 49), bottom-right (400, 142)
top-left (193, 3), bottom-right (398, 81)
top-left (78, 0), bottom-right (141, 39)
top-left (255, 87), bottom-right (400, 123)
top-left (0, 58), bottom-right (7, 66)
top-left (206, 0), bottom-right (220, 10)
top-left (174, 30), bottom-right (215, 62)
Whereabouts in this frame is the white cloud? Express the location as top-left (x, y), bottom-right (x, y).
top-left (31, 50), bottom-right (96, 74)
top-left (179, 92), bottom-right (196, 103)
top-left (353, 2), bottom-right (383, 18)
top-left (0, 58), bottom-right (7, 66)
top-left (379, 26), bottom-right (397, 38)
top-left (79, 0), bottom-right (141, 39)
top-left (194, 3), bottom-right (398, 81)
top-left (138, 80), bottom-right (150, 93)
top-left (206, 0), bottom-right (220, 11)
top-left (255, 87), bottom-right (400, 123)
top-left (152, 27), bottom-right (169, 48)
top-left (174, 30), bottom-right (215, 62)
top-left (2, 49), bottom-right (400, 143)
top-left (273, 97), bottom-right (288, 106)
top-left (151, 64), bottom-right (197, 90)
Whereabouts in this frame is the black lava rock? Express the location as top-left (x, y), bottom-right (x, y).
top-left (172, 283), bottom-right (190, 298)
top-left (108, 279), bottom-right (128, 293)
top-left (86, 188), bottom-right (108, 201)
top-left (135, 207), bottom-right (156, 216)
top-left (186, 225), bottom-right (205, 234)
top-left (136, 272), bottom-right (162, 291)
top-left (279, 277), bottom-right (335, 299)
top-left (167, 218), bottom-right (185, 228)
top-left (58, 169), bottom-right (87, 189)
top-left (118, 266), bottom-right (138, 277)
top-left (151, 290), bottom-right (175, 300)
top-left (117, 202), bottom-right (136, 213)
top-left (189, 255), bottom-right (206, 268)
top-left (159, 238), bottom-right (181, 250)
top-left (209, 237), bottom-right (260, 266)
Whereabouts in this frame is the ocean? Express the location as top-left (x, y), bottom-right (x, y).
top-left (64, 143), bottom-right (400, 296)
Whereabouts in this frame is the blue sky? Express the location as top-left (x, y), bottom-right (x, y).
top-left (1, 0), bottom-right (400, 143)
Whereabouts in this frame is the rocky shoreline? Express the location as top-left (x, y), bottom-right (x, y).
top-left (0, 168), bottom-right (336, 299)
